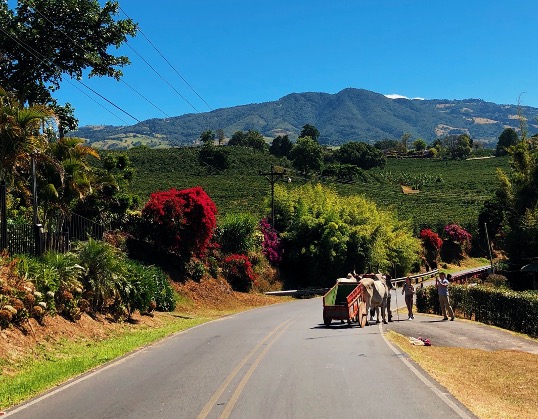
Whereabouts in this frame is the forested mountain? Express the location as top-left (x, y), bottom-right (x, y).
top-left (72, 88), bottom-right (538, 149)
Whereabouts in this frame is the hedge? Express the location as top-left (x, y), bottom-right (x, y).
top-left (416, 285), bottom-right (538, 337)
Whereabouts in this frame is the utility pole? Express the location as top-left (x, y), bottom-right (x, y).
top-left (484, 222), bottom-right (494, 273)
top-left (259, 165), bottom-right (288, 228)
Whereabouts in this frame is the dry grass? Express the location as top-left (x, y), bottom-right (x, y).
top-left (387, 331), bottom-right (538, 419)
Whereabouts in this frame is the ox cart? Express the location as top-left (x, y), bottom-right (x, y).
top-left (322, 281), bottom-right (367, 327)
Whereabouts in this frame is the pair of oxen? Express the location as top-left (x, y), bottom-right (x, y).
top-left (341, 272), bottom-right (389, 325)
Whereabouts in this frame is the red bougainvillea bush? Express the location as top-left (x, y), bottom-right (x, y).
top-left (419, 228), bottom-right (443, 251)
top-left (258, 218), bottom-right (283, 265)
top-left (222, 254), bottom-right (257, 292)
top-left (141, 186), bottom-right (217, 258)
top-left (419, 228), bottom-right (443, 268)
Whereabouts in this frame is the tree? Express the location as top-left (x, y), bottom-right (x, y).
top-left (334, 141), bottom-right (386, 170)
top-left (216, 128), bottom-right (225, 146)
top-left (269, 135), bottom-right (293, 158)
top-left (199, 130), bottom-right (215, 146)
top-left (495, 128), bottom-right (518, 156)
top-left (273, 183), bottom-right (420, 287)
top-left (40, 136), bottom-right (100, 220)
top-left (0, 87), bottom-right (54, 195)
top-left (299, 124), bottom-right (320, 142)
top-left (244, 130), bottom-right (267, 152)
top-left (400, 132), bottom-right (411, 154)
top-left (227, 130), bottom-right (267, 151)
top-left (289, 136), bottom-right (323, 179)
top-left (0, 0), bottom-right (137, 106)
top-left (374, 139), bottom-right (399, 151)
top-left (413, 139), bottom-right (427, 152)
top-left (228, 131), bottom-right (246, 146)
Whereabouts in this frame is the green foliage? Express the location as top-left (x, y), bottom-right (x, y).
top-left (124, 260), bottom-right (176, 313)
top-left (122, 147), bottom-right (508, 238)
top-left (228, 130), bottom-right (268, 151)
top-left (299, 124), bottom-right (320, 142)
top-left (289, 136), bottom-right (323, 177)
top-left (334, 141), bottom-right (386, 169)
top-left (269, 135), bottom-right (293, 158)
top-left (413, 139), bottom-right (427, 151)
top-left (0, 0), bottom-right (137, 106)
top-left (274, 183), bottom-right (420, 287)
top-left (482, 138), bottom-right (538, 262)
top-left (496, 128), bottom-right (518, 156)
top-left (216, 213), bottom-right (260, 255)
top-left (416, 285), bottom-right (538, 337)
top-left (75, 238), bottom-right (130, 316)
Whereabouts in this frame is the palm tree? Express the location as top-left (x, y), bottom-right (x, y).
top-left (0, 87), bottom-right (54, 197)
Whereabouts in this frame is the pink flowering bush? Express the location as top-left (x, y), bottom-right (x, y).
top-left (442, 223), bottom-right (472, 264)
top-left (444, 224), bottom-right (472, 250)
top-left (258, 218), bottom-right (283, 265)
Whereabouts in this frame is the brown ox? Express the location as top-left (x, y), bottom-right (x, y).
top-left (359, 274), bottom-right (388, 325)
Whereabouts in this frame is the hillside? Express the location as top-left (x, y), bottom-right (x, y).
top-left (121, 147), bottom-right (509, 235)
top-left (72, 88), bottom-right (538, 148)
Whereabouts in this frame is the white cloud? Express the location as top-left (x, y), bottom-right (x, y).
top-left (384, 94), bottom-right (425, 100)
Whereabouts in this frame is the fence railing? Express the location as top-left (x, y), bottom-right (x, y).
top-left (0, 212), bottom-right (105, 256)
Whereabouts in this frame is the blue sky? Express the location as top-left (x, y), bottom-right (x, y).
top-left (48, 0), bottom-right (538, 127)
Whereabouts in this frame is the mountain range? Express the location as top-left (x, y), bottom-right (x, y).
top-left (73, 88), bottom-right (538, 149)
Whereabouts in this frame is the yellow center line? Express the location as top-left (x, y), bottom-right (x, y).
top-left (196, 318), bottom-right (292, 419)
top-left (219, 320), bottom-right (294, 419)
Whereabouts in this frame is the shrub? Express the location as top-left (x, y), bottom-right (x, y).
top-left (140, 186), bottom-right (217, 259)
top-left (124, 260), bottom-right (176, 315)
top-left (216, 213), bottom-right (259, 255)
top-left (274, 183), bottom-right (421, 287)
top-left (419, 228), bottom-right (442, 269)
top-left (75, 238), bottom-right (130, 317)
top-left (222, 254), bottom-right (256, 292)
top-left (483, 273), bottom-right (509, 288)
top-left (259, 218), bottom-right (283, 265)
top-left (416, 284), bottom-right (538, 337)
top-left (442, 223), bottom-right (472, 263)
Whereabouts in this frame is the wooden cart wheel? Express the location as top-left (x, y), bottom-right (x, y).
top-left (324, 316), bottom-right (331, 327)
top-left (358, 302), bottom-right (367, 328)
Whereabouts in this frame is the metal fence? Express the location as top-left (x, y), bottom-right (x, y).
top-left (0, 212), bottom-right (105, 256)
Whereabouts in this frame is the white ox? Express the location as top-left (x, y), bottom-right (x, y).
top-left (358, 274), bottom-right (388, 325)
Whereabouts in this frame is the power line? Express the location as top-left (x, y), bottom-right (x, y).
top-left (123, 42), bottom-right (200, 113)
top-left (0, 25), bottom-right (140, 124)
top-left (118, 5), bottom-right (213, 112)
top-left (25, 4), bottom-right (166, 121)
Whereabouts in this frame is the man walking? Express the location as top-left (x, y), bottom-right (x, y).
top-left (436, 272), bottom-right (455, 321)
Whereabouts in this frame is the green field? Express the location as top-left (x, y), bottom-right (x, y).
top-left (123, 147), bottom-right (509, 234)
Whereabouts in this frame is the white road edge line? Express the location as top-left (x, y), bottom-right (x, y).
top-left (378, 323), bottom-right (473, 419)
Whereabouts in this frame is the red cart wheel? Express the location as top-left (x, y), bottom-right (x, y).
top-left (324, 316), bottom-right (331, 327)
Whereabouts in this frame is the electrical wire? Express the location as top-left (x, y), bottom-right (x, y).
top-left (118, 5), bottom-right (213, 112)
top-left (25, 4), bottom-right (171, 121)
top-left (0, 25), bottom-right (140, 124)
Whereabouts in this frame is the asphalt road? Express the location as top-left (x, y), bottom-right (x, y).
top-left (5, 297), bottom-right (476, 419)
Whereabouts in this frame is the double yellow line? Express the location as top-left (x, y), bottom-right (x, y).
top-left (197, 318), bottom-right (294, 419)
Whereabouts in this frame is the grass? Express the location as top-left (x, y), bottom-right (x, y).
top-left (0, 313), bottom-right (209, 410)
top-left (386, 331), bottom-right (538, 419)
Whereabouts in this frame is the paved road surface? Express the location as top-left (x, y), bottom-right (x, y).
top-left (5, 298), bottom-right (474, 418)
